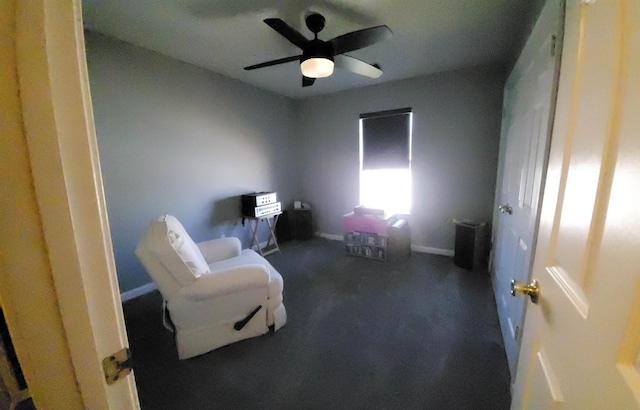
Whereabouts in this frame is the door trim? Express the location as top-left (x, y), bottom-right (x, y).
top-left (1, 0), bottom-right (139, 407)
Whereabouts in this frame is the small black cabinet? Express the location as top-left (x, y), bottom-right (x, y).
top-left (292, 209), bottom-right (313, 240)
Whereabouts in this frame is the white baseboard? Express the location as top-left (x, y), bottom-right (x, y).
top-left (318, 233), bottom-right (343, 241)
top-left (411, 245), bottom-right (454, 257)
top-left (318, 232), bottom-right (454, 256)
top-left (120, 282), bottom-right (156, 302)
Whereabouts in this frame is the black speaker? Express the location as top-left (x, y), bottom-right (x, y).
top-left (454, 222), bottom-right (489, 271)
top-left (292, 209), bottom-right (313, 240)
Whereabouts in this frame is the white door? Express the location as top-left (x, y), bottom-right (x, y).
top-left (512, 0), bottom-right (640, 407)
top-left (492, 0), bottom-right (563, 378)
top-left (7, 0), bottom-right (140, 407)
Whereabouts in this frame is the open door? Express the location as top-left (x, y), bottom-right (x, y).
top-left (0, 0), bottom-right (139, 407)
top-left (492, 0), bottom-right (564, 378)
top-left (513, 0), bottom-right (640, 407)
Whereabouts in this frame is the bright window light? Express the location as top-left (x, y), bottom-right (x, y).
top-left (360, 168), bottom-right (412, 215)
top-left (359, 109), bottom-right (412, 216)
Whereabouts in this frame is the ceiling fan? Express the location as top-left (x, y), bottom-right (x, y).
top-left (244, 13), bottom-right (392, 87)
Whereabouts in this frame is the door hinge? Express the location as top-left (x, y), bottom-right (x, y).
top-left (551, 35), bottom-right (557, 57)
top-left (102, 347), bottom-right (132, 385)
top-left (515, 325), bottom-right (522, 342)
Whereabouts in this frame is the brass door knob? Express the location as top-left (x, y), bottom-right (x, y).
top-left (511, 279), bottom-right (540, 304)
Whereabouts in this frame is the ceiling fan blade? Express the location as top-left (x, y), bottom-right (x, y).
top-left (335, 55), bottom-right (383, 78)
top-left (264, 18), bottom-right (310, 50)
top-left (244, 55), bottom-right (301, 71)
top-left (302, 76), bottom-right (316, 87)
top-left (329, 25), bottom-right (392, 55)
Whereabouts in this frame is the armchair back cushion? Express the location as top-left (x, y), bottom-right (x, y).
top-left (147, 215), bottom-right (210, 286)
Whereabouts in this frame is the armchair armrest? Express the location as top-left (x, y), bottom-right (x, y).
top-left (197, 237), bottom-right (241, 263)
top-left (178, 264), bottom-right (269, 301)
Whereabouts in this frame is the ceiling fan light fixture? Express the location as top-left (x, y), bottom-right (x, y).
top-left (300, 56), bottom-right (334, 78)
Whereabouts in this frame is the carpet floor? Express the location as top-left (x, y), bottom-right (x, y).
top-left (123, 238), bottom-right (511, 410)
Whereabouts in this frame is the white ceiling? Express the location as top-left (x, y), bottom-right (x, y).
top-left (81, 0), bottom-right (539, 99)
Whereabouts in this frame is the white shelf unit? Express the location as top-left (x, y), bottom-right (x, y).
top-left (344, 231), bottom-right (388, 261)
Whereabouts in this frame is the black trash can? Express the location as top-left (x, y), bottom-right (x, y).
top-left (454, 221), bottom-right (489, 270)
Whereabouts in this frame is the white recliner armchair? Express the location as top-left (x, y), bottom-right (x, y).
top-left (135, 215), bottom-right (287, 359)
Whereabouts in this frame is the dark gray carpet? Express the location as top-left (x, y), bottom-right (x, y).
top-left (123, 238), bottom-right (511, 410)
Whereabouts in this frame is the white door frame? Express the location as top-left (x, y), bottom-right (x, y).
top-left (0, 0), bottom-right (139, 407)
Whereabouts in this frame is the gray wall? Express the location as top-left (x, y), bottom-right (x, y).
top-left (296, 64), bottom-right (507, 252)
top-left (85, 32), bottom-right (298, 292)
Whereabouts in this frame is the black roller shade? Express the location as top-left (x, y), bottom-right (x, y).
top-left (361, 108), bottom-right (411, 170)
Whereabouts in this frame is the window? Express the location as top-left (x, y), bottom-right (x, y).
top-left (359, 108), bottom-right (412, 215)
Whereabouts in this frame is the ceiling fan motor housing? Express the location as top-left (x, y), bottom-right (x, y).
top-left (301, 39), bottom-right (335, 62)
